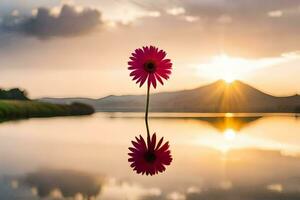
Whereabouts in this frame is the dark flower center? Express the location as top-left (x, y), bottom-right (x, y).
top-left (144, 61), bottom-right (156, 73)
top-left (144, 151), bottom-right (156, 163)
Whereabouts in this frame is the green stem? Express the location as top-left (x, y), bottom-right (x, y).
top-left (145, 84), bottom-right (150, 139)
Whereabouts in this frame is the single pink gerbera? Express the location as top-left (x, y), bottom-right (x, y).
top-left (128, 46), bottom-right (172, 88)
top-left (128, 133), bottom-right (172, 176)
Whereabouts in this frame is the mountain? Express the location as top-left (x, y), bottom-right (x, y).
top-left (39, 80), bottom-right (300, 113)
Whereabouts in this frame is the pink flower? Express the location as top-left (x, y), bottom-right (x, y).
top-left (128, 46), bottom-right (172, 88)
top-left (128, 133), bottom-right (172, 176)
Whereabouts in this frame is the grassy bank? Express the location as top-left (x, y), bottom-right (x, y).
top-left (0, 100), bottom-right (94, 120)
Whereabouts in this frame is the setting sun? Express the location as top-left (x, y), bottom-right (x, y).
top-left (196, 53), bottom-right (295, 87)
top-left (212, 54), bottom-right (238, 83)
top-left (223, 76), bottom-right (236, 83)
top-left (197, 53), bottom-right (248, 82)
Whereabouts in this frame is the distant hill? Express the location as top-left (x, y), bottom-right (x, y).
top-left (40, 80), bottom-right (300, 113)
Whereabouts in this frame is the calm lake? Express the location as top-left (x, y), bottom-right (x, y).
top-left (1, 113), bottom-right (300, 200)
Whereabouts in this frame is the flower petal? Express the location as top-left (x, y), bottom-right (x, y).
top-left (128, 46), bottom-right (172, 88)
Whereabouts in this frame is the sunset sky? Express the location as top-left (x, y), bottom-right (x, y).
top-left (0, 0), bottom-right (300, 98)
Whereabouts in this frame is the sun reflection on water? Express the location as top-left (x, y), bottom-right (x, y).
top-left (225, 113), bottom-right (234, 117)
top-left (224, 129), bottom-right (236, 141)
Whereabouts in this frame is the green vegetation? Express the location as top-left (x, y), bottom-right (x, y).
top-left (0, 88), bottom-right (28, 100)
top-left (0, 100), bottom-right (94, 120)
top-left (0, 87), bottom-right (94, 121)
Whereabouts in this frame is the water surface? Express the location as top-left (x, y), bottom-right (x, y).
top-left (1, 113), bottom-right (300, 200)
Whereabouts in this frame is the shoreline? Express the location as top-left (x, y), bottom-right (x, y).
top-left (0, 100), bottom-right (95, 122)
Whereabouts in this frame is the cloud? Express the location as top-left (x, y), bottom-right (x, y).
top-left (166, 7), bottom-right (186, 16)
top-left (268, 10), bottom-right (283, 18)
top-left (11, 9), bottom-right (20, 17)
top-left (22, 169), bottom-right (102, 198)
top-left (153, 0), bottom-right (300, 57)
top-left (1, 0), bottom-right (300, 58)
top-left (100, 178), bottom-right (162, 200)
top-left (1, 171), bottom-right (162, 200)
top-left (1, 4), bottom-right (101, 38)
top-left (267, 184), bottom-right (283, 192)
top-left (185, 187), bottom-right (300, 200)
top-left (183, 15), bottom-right (199, 22)
top-left (167, 191), bottom-right (186, 200)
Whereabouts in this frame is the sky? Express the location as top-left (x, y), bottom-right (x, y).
top-left (0, 0), bottom-right (300, 98)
